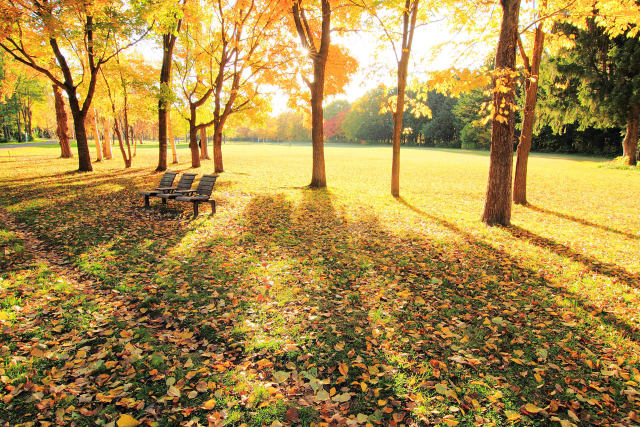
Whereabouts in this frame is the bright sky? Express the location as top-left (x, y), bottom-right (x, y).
top-left (136, 15), bottom-right (495, 117)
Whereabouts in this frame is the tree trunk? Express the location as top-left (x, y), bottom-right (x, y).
top-left (481, 0), bottom-right (520, 226)
top-left (157, 28), bottom-right (180, 172)
top-left (310, 83), bottom-right (326, 188)
top-left (67, 92), bottom-right (92, 171)
top-left (113, 119), bottom-right (132, 168)
top-left (52, 84), bottom-right (72, 158)
top-left (622, 105), bottom-right (639, 166)
top-left (93, 107), bottom-right (103, 162)
top-left (189, 106), bottom-right (201, 168)
top-left (391, 63), bottom-right (407, 198)
top-left (292, 0), bottom-right (330, 188)
top-left (102, 116), bottom-right (112, 159)
top-left (513, 27), bottom-right (545, 205)
top-left (168, 110), bottom-right (178, 164)
top-left (16, 109), bottom-right (21, 142)
top-left (213, 126), bottom-right (224, 172)
top-left (26, 107), bottom-right (32, 141)
top-left (200, 127), bottom-right (210, 159)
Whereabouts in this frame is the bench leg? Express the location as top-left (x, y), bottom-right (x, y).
top-left (209, 200), bottom-right (216, 214)
top-left (193, 201), bottom-right (199, 218)
top-left (144, 195), bottom-right (150, 208)
top-left (161, 197), bottom-right (167, 205)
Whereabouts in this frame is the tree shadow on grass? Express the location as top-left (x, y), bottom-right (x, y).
top-left (398, 198), bottom-right (640, 344)
top-left (3, 183), bottom-right (640, 426)
top-left (194, 190), bottom-right (640, 425)
top-left (505, 225), bottom-right (640, 291)
top-left (525, 204), bottom-right (639, 240)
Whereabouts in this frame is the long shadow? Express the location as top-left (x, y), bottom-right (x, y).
top-left (506, 225), bottom-right (640, 290)
top-left (215, 191), bottom-right (640, 423)
top-left (4, 182), bottom-right (640, 425)
top-left (526, 204), bottom-right (639, 240)
top-left (398, 197), bottom-right (640, 343)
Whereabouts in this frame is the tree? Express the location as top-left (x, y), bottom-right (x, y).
top-left (342, 87), bottom-right (393, 143)
top-left (155, 0), bottom-right (187, 171)
top-left (421, 90), bottom-right (461, 147)
top-left (0, 0), bottom-right (148, 171)
top-left (99, 52), bottom-right (154, 168)
top-left (324, 99), bottom-right (349, 120)
top-left (361, 0), bottom-right (420, 196)
top-left (289, 0), bottom-right (357, 187)
top-left (173, 6), bottom-right (217, 169)
top-left (52, 85), bottom-right (72, 158)
top-left (481, 0), bottom-right (521, 226)
top-left (513, 17), bottom-right (545, 204)
top-left (546, 21), bottom-right (640, 166)
top-left (210, 0), bottom-right (287, 173)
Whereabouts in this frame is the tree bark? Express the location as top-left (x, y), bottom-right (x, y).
top-left (213, 126), bottom-right (224, 172)
top-left (168, 109), bottom-right (178, 164)
top-left (622, 105), bottom-right (639, 166)
top-left (92, 107), bottom-right (103, 162)
top-left (292, 0), bottom-right (330, 188)
top-left (113, 119), bottom-right (132, 168)
top-left (157, 19), bottom-right (182, 172)
top-left (200, 127), bottom-right (210, 159)
top-left (67, 89), bottom-right (92, 171)
top-left (391, 0), bottom-right (418, 198)
top-left (513, 27), bottom-right (545, 205)
top-left (102, 116), bottom-right (112, 159)
top-left (25, 106), bottom-right (32, 141)
top-left (52, 84), bottom-right (72, 158)
top-left (481, 0), bottom-right (521, 226)
top-left (310, 83), bottom-right (326, 187)
top-left (189, 106), bottom-right (201, 168)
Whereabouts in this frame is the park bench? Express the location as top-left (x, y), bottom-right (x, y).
top-left (175, 174), bottom-right (218, 217)
top-left (139, 171), bottom-right (178, 207)
top-left (154, 173), bottom-right (198, 205)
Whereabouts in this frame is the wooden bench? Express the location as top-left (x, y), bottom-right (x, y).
top-left (154, 173), bottom-right (197, 205)
top-left (139, 171), bottom-right (178, 207)
top-left (174, 174), bottom-right (218, 217)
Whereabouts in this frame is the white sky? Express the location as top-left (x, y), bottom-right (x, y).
top-left (136, 16), bottom-right (495, 117)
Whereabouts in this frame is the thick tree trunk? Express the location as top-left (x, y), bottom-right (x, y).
top-left (168, 110), bottom-right (178, 164)
top-left (213, 127), bottom-right (224, 172)
top-left (622, 105), bottom-right (639, 166)
top-left (481, 0), bottom-right (520, 226)
top-left (52, 84), bottom-right (72, 158)
top-left (310, 80), bottom-right (326, 188)
top-left (292, 0), bottom-right (330, 188)
top-left (200, 127), bottom-right (210, 159)
top-left (513, 27), bottom-right (545, 205)
top-left (157, 37), bottom-right (173, 171)
top-left (67, 92), bottom-right (92, 172)
top-left (189, 106), bottom-right (201, 168)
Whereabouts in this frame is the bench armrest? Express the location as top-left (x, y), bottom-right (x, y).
top-left (155, 186), bottom-right (176, 193)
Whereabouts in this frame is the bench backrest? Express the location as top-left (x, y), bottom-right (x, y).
top-left (158, 171), bottom-right (178, 187)
top-left (176, 173), bottom-right (197, 190)
top-left (195, 174), bottom-right (218, 196)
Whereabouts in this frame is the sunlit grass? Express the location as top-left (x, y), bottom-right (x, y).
top-left (0, 142), bottom-right (639, 425)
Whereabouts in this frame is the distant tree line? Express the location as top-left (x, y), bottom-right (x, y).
top-left (238, 83), bottom-right (624, 156)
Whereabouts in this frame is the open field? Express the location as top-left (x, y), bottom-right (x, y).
top-left (1, 143), bottom-right (640, 426)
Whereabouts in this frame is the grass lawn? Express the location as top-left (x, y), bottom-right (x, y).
top-left (0, 142), bottom-right (639, 426)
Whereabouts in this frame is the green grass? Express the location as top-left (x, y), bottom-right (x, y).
top-left (0, 142), bottom-right (639, 425)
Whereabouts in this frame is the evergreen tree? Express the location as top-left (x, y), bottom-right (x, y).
top-left (543, 21), bottom-right (640, 165)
